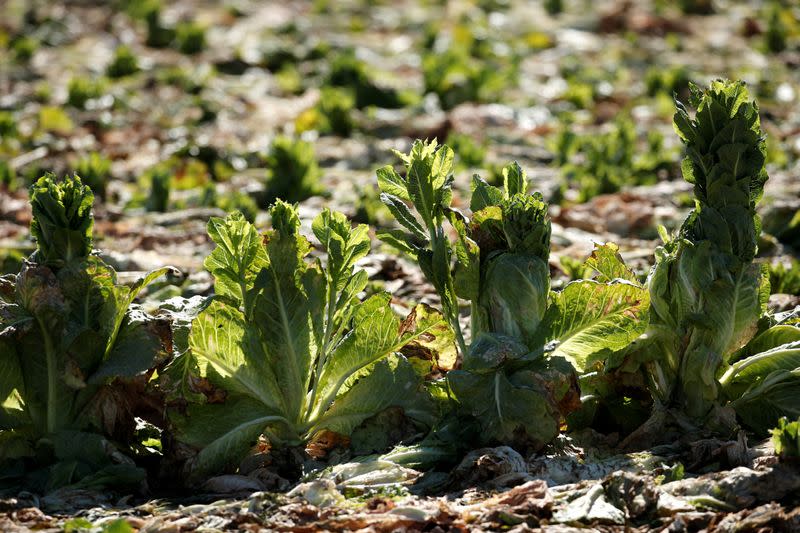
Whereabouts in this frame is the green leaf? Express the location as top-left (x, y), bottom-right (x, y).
top-left (376, 165), bottom-right (410, 201)
top-left (450, 212), bottom-right (480, 302)
top-left (721, 340), bottom-right (800, 397)
top-left (738, 325), bottom-right (800, 358)
top-left (585, 242), bottom-right (637, 283)
top-left (540, 280), bottom-right (649, 372)
top-left (312, 294), bottom-right (454, 419)
top-left (311, 294), bottom-right (402, 417)
top-left (189, 300), bottom-right (285, 413)
top-left (447, 367), bottom-right (559, 447)
top-left (171, 395), bottom-right (289, 478)
top-left (480, 252), bottom-right (550, 344)
top-left (771, 416), bottom-right (800, 458)
top-left (502, 161), bottom-right (528, 197)
top-left (469, 174), bottom-right (504, 212)
top-left (377, 229), bottom-right (421, 256)
top-left (103, 266), bottom-right (173, 360)
top-left (204, 212), bottom-right (268, 312)
top-left (313, 355), bottom-right (433, 436)
top-left (730, 369), bottom-right (800, 435)
top-left (379, 193), bottom-right (427, 240)
top-left (0, 339), bottom-right (23, 411)
top-left (90, 310), bottom-right (162, 383)
top-left (312, 210), bottom-right (371, 279)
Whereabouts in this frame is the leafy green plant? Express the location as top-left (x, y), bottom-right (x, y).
top-left (144, 7), bottom-right (175, 48)
top-left (771, 416), bottom-right (800, 459)
top-left (0, 112), bottom-right (17, 140)
top-left (318, 87), bottom-right (356, 137)
top-left (145, 166), bottom-right (171, 212)
top-left (377, 141), bottom-right (649, 448)
top-left (327, 51), bottom-right (402, 109)
top-left (644, 65), bottom-right (691, 98)
top-left (765, 4), bottom-right (788, 53)
top-left (626, 80), bottom-right (800, 441)
top-left (175, 22), bottom-right (206, 55)
top-left (67, 77), bottom-right (107, 109)
top-left (168, 206), bottom-right (449, 478)
top-left (544, 0), bottom-right (563, 16)
top-left (557, 117), bottom-right (676, 203)
top-left (422, 48), bottom-right (512, 111)
top-left (263, 136), bottom-right (322, 204)
top-left (445, 132), bottom-right (486, 169)
top-left (10, 35), bottom-right (37, 63)
top-left (0, 174), bottom-right (171, 492)
top-left (74, 153), bottom-right (112, 200)
top-left (0, 161), bottom-right (17, 191)
top-left (679, 0), bottom-right (713, 15)
top-left (106, 46), bottom-right (140, 78)
top-left (768, 258), bottom-right (800, 296)
top-left (295, 88), bottom-right (356, 137)
top-left (38, 106), bottom-right (74, 135)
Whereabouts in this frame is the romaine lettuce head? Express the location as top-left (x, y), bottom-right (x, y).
top-left (479, 252), bottom-right (550, 344)
top-left (633, 80), bottom-right (780, 434)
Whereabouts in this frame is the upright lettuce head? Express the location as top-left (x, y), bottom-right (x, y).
top-left (479, 192), bottom-right (551, 343)
top-left (29, 173), bottom-right (94, 267)
top-left (637, 80), bottom-right (781, 431)
top-left (673, 80), bottom-right (767, 263)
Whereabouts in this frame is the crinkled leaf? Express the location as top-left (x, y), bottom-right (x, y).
top-left (313, 355), bottom-right (433, 436)
top-left (204, 212), bottom-right (267, 311)
top-left (189, 300), bottom-right (284, 413)
top-left (585, 242), bottom-right (637, 283)
top-left (379, 193), bottom-right (427, 240)
top-left (540, 280), bottom-right (649, 372)
top-left (447, 366), bottom-right (559, 447)
top-left (29, 174), bottom-right (94, 267)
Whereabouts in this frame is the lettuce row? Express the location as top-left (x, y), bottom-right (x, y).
top-left (169, 205), bottom-right (452, 478)
top-left (379, 142), bottom-right (649, 449)
top-left (637, 80), bottom-right (800, 435)
top-left (1, 174), bottom-right (171, 492)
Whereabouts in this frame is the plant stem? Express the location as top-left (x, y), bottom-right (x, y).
top-left (430, 225), bottom-right (468, 356)
top-left (38, 317), bottom-right (58, 434)
top-left (304, 273), bottom-right (339, 424)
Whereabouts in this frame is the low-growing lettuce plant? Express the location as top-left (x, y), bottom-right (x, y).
top-left (263, 136), bottom-right (322, 205)
top-left (377, 141), bottom-right (649, 448)
top-left (168, 204), bottom-right (453, 478)
top-left (771, 416), bottom-right (800, 459)
top-left (623, 80), bottom-right (800, 443)
top-left (0, 174), bottom-right (171, 493)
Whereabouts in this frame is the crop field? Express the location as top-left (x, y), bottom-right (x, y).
top-left (1, 0), bottom-right (800, 531)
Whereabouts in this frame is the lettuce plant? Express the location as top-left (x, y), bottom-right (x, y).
top-left (169, 205), bottom-right (451, 478)
top-left (377, 141), bottom-right (649, 448)
top-left (0, 174), bottom-right (171, 492)
top-left (263, 136), bottom-right (322, 204)
top-left (631, 80), bottom-right (800, 438)
top-left (771, 416), bottom-right (800, 459)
